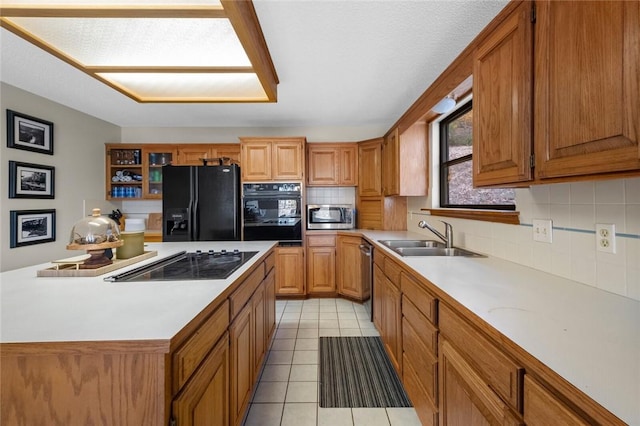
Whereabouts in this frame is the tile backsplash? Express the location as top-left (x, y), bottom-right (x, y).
top-left (306, 187), bottom-right (356, 206)
top-left (408, 177), bottom-right (640, 302)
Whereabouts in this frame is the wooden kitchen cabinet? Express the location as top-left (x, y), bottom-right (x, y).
top-left (523, 375), bottom-right (589, 426)
top-left (473, 0), bottom-right (533, 187)
top-left (439, 340), bottom-right (522, 426)
top-left (473, 1), bottom-right (640, 187)
top-left (382, 123), bottom-right (427, 196)
top-left (229, 303), bottom-right (253, 426)
top-left (172, 333), bottom-right (230, 426)
top-left (358, 138), bottom-right (383, 196)
top-left (105, 144), bottom-right (144, 200)
top-left (263, 268), bottom-right (276, 342)
top-left (144, 146), bottom-right (176, 199)
top-left (251, 282), bottom-right (266, 379)
top-left (534, 0), bottom-right (640, 179)
top-left (240, 137), bottom-right (305, 181)
top-left (306, 233), bottom-right (337, 295)
top-left (306, 143), bottom-right (357, 186)
top-left (275, 246), bottom-right (305, 296)
top-left (336, 235), bottom-right (363, 300)
top-left (175, 143), bottom-right (240, 166)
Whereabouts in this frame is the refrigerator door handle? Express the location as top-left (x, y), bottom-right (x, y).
top-left (192, 167), bottom-right (198, 240)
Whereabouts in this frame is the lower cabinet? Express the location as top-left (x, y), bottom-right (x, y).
top-left (230, 303), bottom-right (253, 426)
top-left (524, 375), bottom-right (590, 426)
top-left (276, 246), bottom-right (305, 295)
top-left (172, 333), bottom-right (230, 426)
top-left (306, 233), bottom-right (337, 295)
top-left (336, 235), bottom-right (364, 299)
top-left (439, 340), bottom-right (522, 425)
top-left (372, 252), bottom-right (402, 374)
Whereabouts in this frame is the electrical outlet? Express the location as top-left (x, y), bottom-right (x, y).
top-left (532, 219), bottom-right (553, 243)
top-left (596, 223), bottom-right (616, 253)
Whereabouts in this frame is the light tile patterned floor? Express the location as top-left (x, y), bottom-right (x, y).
top-left (243, 298), bottom-right (422, 426)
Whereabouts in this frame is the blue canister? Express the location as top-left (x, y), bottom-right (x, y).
top-left (112, 186), bottom-right (122, 198)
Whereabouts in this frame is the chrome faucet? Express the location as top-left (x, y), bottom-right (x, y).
top-left (418, 220), bottom-right (453, 248)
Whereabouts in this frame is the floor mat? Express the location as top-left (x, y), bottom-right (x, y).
top-left (319, 336), bottom-right (412, 408)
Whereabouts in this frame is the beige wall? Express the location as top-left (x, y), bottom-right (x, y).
top-left (1, 83), bottom-right (121, 271)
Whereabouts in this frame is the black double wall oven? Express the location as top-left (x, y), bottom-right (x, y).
top-left (242, 183), bottom-right (302, 246)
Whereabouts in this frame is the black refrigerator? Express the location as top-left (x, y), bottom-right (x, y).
top-left (162, 164), bottom-right (241, 241)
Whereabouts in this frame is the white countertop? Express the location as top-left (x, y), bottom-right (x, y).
top-left (0, 241), bottom-right (277, 344)
top-left (357, 230), bottom-right (640, 426)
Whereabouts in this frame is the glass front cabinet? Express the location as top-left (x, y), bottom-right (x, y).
top-left (106, 144), bottom-right (177, 200)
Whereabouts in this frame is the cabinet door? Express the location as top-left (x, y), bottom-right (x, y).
top-left (534, 1), bottom-right (640, 178)
top-left (214, 144), bottom-right (241, 165)
top-left (307, 146), bottom-right (339, 185)
top-left (252, 283), bottom-right (266, 379)
top-left (523, 375), bottom-right (589, 426)
top-left (144, 147), bottom-right (175, 199)
top-left (358, 139), bottom-right (382, 196)
top-left (383, 278), bottom-right (402, 374)
top-left (339, 145), bottom-right (358, 186)
top-left (439, 340), bottom-right (522, 426)
top-left (473, 1), bottom-right (533, 186)
top-left (106, 145), bottom-right (143, 200)
top-left (307, 247), bottom-right (336, 293)
top-left (172, 333), bottom-right (229, 426)
top-left (177, 146), bottom-right (215, 166)
top-left (382, 129), bottom-right (399, 196)
top-left (275, 246), bottom-right (305, 295)
top-left (372, 264), bottom-right (385, 332)
top-left (241, 142), bottom-right (272, 181)
top-left (263, 269), bottom-right (276, 343)
top-left (229, 305), bottom-right (253, 426)
top-left (273, 141), bottom-right (303, 180)
top-left (336, 236), bottom-right (363, 299)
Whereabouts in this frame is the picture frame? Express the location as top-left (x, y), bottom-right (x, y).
top-left (10, 209), bottom-right (56, 248)
top-left (6, 109), bottom-right (54, 155)
top-left (8, 161), bottom-right (55, 199)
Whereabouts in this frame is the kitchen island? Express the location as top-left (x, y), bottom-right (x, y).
top-left (1, 241), bottom-right (277, 426)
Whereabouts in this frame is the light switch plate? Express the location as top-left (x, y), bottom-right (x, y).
top-left (596, 223), bottom-right (616, 253)
top-left (532, 219), bottom-right (553, 243)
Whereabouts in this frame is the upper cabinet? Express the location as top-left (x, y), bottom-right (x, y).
top-left (176, 144), bottom-right (240, 166)
top-left (240, 137), bottom-right (305, 182)
top-left (306, 143), bottom-right (358, 186)
top-left (382, 123), bottom-right (428, 196)
top-left (358, 138), bottom-right (383, 196)
top-left (473, 0), bottom-right (639, 187)
top-left (473, 1), bottom-right (533, 187)
top-left (534, 0), bottom-right (640, 179)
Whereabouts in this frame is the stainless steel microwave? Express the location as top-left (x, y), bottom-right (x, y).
top-left (306, 204), bottom-right (355, 230)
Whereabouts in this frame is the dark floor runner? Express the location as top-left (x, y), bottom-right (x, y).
top-left (319, 336), bottom-right (412, 408)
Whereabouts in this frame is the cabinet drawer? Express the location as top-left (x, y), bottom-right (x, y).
top-left (524, 375), bottom-right (589, 426)
top-left (400, 272), bottom-right (437, 324)
top-left (172, 299), bottom-right (229, 393)
top-left (307, 234), bottom-right (336, 247)
top-left (229, 262), bottom-right (265, 319)
top-left (402, 318), bottom-right (438, 405)
top-left (403, 357), bottom-right (438, 426)
top-left (402, 296), bottom-right (437, 354)
top-left (439, 303), bottom-right (523, 412)
top-left (383, 258), bottom-right (402, 287)
top-left (373, 248), bottom-right (385, 267)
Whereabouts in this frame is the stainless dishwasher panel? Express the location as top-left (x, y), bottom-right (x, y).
top-left (360, 240), bottom-right (373, 321)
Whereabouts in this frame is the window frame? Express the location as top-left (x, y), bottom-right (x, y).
top-left (439, 100), bottom-right (515, 211)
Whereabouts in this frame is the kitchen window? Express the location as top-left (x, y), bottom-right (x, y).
top-left (439, 100), bottom-right (515, 210)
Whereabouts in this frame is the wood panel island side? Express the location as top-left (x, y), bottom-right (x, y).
top-left (0, 241), bottom-right (277, 426)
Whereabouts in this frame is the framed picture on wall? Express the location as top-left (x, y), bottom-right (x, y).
top-left (6, 109), bottom-right (54, 155)
top-left (10, 209), bottom-right (56, 248)
top-left (8, 161), bottom-right (55, 199)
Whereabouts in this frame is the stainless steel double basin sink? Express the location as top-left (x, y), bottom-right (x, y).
top-left (377, 240), bottom-right (485, 257)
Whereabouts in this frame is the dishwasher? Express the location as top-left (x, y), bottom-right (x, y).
top-left (360, 240), bottom-right (373, 321)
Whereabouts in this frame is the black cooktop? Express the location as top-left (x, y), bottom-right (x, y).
top-left (105, 250), bottom-right (258, 282)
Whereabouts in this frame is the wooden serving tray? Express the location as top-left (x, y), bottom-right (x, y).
top-left (37, 250), bottom-right (157, 277)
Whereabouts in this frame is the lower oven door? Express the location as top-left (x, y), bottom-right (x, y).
top-left (243, 219), bottom-right (302, 244)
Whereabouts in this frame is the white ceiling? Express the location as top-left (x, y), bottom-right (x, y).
top-left (0, 0), bottom-right (509, 133)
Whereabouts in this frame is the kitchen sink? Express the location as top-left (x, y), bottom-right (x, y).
top-left (378, 240), bottom-right (485, 257)
top-left (393, 247), bottom-right (485, 257)
top-left (378, 239), bottom-right (445, 249)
